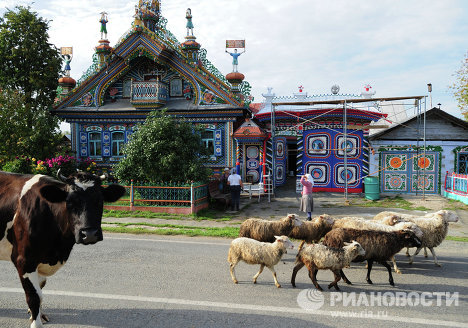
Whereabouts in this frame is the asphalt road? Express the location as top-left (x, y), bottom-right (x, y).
top-left (0, 233), bottom-right (467, 328)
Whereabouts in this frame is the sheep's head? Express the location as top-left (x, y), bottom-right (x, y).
top-left (274, 235), bottom-right (294, 249)
top-left (344, 240), bottom-right (366, 257)
top-left (380, 214), bottom-right (401, 226)
top-left (315, 214), bottom-right (335, 226)
top-left (286, 214), bottom-right (303, 227)
top-left (396, 222), bottom-right (424, 239)
top-left (436, 210), bottom-right (459, 223)
top-left (400, 230), bottom-right (422, 248)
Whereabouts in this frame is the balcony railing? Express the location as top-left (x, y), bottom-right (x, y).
top-left (130, 80), bottom-right (167, 107)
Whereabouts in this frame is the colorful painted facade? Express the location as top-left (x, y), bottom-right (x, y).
top-left (369, 107), bottom-right (468, 194)
top-left (52, 0), bottom-right (252, 176)
top-left (249, 88), bottom-right (387, 193)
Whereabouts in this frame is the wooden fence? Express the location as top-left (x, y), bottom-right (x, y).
top-left (104, 180), bottom-right (209, 214)
top-left (443, 172), bottom-right (468, 205)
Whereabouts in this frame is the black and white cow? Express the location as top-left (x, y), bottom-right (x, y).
top-left (0, 170), bottom-right (125, 328)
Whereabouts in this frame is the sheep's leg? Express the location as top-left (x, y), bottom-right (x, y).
top-left (309, 266), bottom-right (323, 291)
top-left (379, 261), bottom-right (394, 286)
top-left (424, 247), bottom-right (428, 258)
top-left (266, 265), bottom-right (281, 288)
top-left (428, 247), bottom-right (441, 267)
top-left (229, 262), bottom-right (239, 284)
top-left (408, 247), bottom-right (422, 265)
top-left (291, 262), bottom-right (305, 288)
top-left (391, 256), bottom-right (402, 274)
top-left (366, 260), bottom-right (374, 285)
top-left (328, 270), bottom-right (341, 291)
top-left (340, 269), bottom-right (352, 285)
top-left (405, 247), bottom-right (410, 257)
top-left (252, 264), bottom-right (265, 284)
top-left (298, 240), bottom-right (306, 252)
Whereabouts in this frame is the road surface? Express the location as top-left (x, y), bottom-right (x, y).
top-left (0, 233), bottom-right (466, 328)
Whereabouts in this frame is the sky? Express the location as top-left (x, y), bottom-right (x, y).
top-left (1, 0), bottom-right (467, 127)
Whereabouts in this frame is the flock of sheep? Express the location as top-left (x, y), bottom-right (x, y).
top-left (227, 210), bottom-right (459, 291)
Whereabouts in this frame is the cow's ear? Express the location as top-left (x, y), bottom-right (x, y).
top-left (102, 184), bottom-right (126, 203)
top-left (40, 185), bottom-right (68, 203)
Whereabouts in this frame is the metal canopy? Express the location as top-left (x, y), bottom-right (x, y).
top-left (272, 95), bottom-right (425, 106)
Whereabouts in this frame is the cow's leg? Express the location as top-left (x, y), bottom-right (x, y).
top-left (38, 275), bottom-right (49, 323)
top-left (19, 269), bottom-right (44, 328)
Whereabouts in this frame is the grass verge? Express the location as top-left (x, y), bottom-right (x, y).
top-left (102, 221), bottom-right (239, 238)
top-left (103, 208), bottom-right (233, 222)
top-left (445, 235), bottom-right (468, 242)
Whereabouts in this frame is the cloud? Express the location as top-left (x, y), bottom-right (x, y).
top-left (1, 0), bottom-right (467, 118)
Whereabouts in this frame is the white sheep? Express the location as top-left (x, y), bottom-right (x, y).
top-left (374, 210), bottom-right (459, 267)
top-left (332, 216), bottom-right (423, 274)
top-left (227, 235), bottom-right (294, 288)
top-left (291, 241), bottom-right (366, 291)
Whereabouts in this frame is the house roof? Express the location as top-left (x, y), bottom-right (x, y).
top-left (369, 107), bottom-right (468, 140)
top-left (53, 3), bottom-right (252, 115)
top-left (232, 118), bottom-right (267, 139)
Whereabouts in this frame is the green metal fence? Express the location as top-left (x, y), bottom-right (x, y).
top-left (105, 180), bottom-right (209, 213)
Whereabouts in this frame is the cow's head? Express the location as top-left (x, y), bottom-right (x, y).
top-left (39, 171), bottom-right (126, 245)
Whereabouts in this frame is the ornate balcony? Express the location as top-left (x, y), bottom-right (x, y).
top-left (130, 80), bottom-right (168, 108)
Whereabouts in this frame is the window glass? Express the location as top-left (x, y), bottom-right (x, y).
top-left (112, 131), bottom-right (125, 156)
top-left (89, 132), bottom-right (102, 156)
top-left (202, 130), bottom-right (214, 155)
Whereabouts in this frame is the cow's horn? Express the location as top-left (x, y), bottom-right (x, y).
top-left (57, 168), bottom-right (68, 182)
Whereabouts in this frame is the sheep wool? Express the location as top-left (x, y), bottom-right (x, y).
top-left (374, 210), bottom-right (459, 266)
top-left (289, 214), bottom-right (335, 250)
top-left (238, 214), bottom-right (302, 243)
top-left (322, 228), bottom-right (422, 286)
top-left (291, 241), bottom-right (365, 291)
top-left (228, 235), bottom-right (294, 288)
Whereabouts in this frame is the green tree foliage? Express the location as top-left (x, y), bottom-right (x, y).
top-left (0, 6), bottom-right (63, 160)
top-left (114, 111), bottom-right (212, 183)
top-left (451, 54), bottom-right (468, 120)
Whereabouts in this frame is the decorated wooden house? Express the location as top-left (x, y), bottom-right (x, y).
top-left (249, 86), bottom-right (389, 193)
top-left (52, 0), bottom-right (252, 176)
top-left (368, 107), bottom-right (468, 195)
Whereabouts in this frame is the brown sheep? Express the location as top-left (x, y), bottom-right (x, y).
top-left (291, 241), bottom-right (365, 291)
top-left (322, 228), bottom-right (422, 286)
top-left (238, 214), bottom-right (302, 243)
top-left (289, 214), bottom-right (335, 250)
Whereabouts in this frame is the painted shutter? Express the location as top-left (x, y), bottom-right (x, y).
top-left (214, 129), bottom-right (222, 156)
top-left (79, 132), bottom-right (88, 158)
top-left (102, 131), bottom-right (111, 157)
top-left (125, 130), bottom-right (133, 143)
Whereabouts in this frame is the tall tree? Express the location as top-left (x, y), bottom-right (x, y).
top-left (113, 111), bottom-right (212, 183)
top-left (0, 6), bottom-right (63, 159)
top-left (452, 54), bottom-right (468, 120)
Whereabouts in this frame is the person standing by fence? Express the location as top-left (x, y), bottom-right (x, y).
top-left (228, 168), bottom-right (243, 211)
top-left (300, 173), bottom-right (314, 221)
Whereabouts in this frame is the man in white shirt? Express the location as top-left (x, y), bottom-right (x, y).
top-left (227, 168), bottom-right (243, 211)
